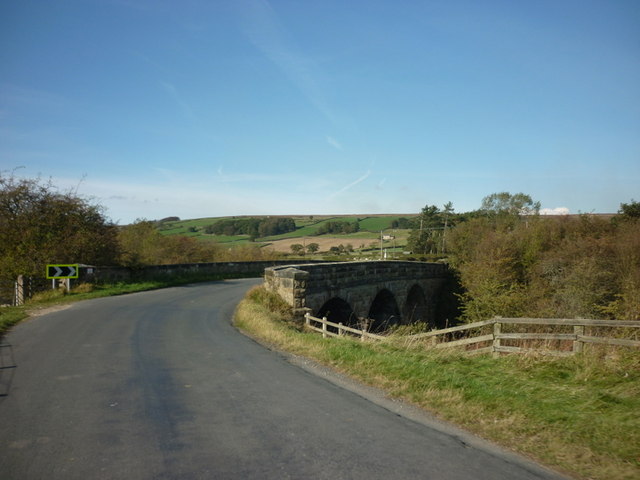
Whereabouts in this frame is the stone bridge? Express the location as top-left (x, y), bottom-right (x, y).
top-left (264, 261), bottom-right (450, 332)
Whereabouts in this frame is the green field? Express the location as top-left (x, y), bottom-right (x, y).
top-left (157, 214), bottom-right (416, 246)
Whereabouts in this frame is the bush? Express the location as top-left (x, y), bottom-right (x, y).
top-left (448, 214), bottom-right (640, 322)
top-left (246, 286), bottom-right (293, 321)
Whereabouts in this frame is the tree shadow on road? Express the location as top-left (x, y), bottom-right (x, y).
top-left (0, 342), bottom-right (17, 400)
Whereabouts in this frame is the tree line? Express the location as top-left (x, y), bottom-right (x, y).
top-left (315, 220), bottom-right (360, 235)
top-left (204, 217), bottom-right (296, 240)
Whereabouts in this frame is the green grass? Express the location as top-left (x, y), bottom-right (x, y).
top-left (358, 215), bottom-right (414, 232)
top-left (234, 286), bottom-right (640, 480)
top-left (0, 306), bottom-right (28, 339)
top-left (197, 234), bottom-right (254, 245)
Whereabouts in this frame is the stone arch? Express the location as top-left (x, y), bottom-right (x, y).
top-left (316, 297), bottom-right (358, 328)
top-left (404, 284), bottom-right (430, 326)
top-left (367, 289), bottom-right (401, 332)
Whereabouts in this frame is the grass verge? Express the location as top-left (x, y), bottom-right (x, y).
top-left (0, 273), bottom-right (251, 339)
top-left (234, 286), bottom-right (640, 480)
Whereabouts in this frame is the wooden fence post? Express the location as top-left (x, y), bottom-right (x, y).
top-left (492, 320), bottom-right (502, 358)
top-left (573, 325), bottom-right (584, 354)
top-left (15, 275), bottom-right (25, 306)
top-left (338, 322), bottom-right (343, 336)
top-left (305, 312), bottom-right (310, 328)
top-left (322, 317), bottom-right (327, 339)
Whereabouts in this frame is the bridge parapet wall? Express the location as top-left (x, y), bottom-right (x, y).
top-left (264, 267), bottom-right (310, 310)
top-left (79, 260), bottom-right (327, 284)
top-left (265, 261), bottom-right (448, 322)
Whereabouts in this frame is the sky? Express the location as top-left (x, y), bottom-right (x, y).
top-left (1, 0), bottom-right (639, 224)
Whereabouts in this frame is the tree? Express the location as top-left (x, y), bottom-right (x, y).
top-left (391, 217), bottom-right (411, 229)
top-left (118, 220), bottom-right (166, 266)
top-left (407, 204), bottom-right (443, 254)
top-left (306, 243), bottom-right (320, 254)
top-left (480, 192), bottom-right (540, 217)
top-left (290, 244), bottom-right (305, 255)
top-left (0, 173), bottom-right (119, 282)
top-left (618, 199), bottom-right (640, 219)
top-left (440, 202), bottom-right (453, 251)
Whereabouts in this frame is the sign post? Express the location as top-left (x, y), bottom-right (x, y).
top-left (46, 264), bottom-right (79, 292)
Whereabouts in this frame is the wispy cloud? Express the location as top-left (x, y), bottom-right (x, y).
top-left (159, 80), bottom-right (196, 121)
top-left (326, 136), bottom-right (343, 151)
top-left (328, 170), bottom-right (371, 200)
top-left (238, 0), bottom-right (338, 124)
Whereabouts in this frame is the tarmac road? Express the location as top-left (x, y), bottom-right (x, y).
top-left (0, 279), bottom-right (567, 479)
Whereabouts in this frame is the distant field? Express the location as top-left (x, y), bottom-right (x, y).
top-left (156, 214), bottom-right (415, 253)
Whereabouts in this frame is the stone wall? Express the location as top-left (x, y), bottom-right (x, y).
top-left (77, 260), bottom-right (328, 284)
top-left (264, 261), bottom-right (449, 325)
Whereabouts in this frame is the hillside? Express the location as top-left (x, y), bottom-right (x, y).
top-left (156, 214), bottom-right (416, 256)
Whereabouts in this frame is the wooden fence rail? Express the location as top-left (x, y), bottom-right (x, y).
top-left (304, 313), bottom-right (640, 356)
top-left (304, 313), bottom-right (386, 341)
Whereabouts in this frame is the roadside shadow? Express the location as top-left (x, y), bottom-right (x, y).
top-left (0, 342), bottom-right (17, 399)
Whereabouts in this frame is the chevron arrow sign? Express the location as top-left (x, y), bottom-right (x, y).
top-left (46, 264), bottom-right (79, 279)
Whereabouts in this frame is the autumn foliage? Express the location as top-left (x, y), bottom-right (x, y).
top-left (0, 174), bottom-right (119, 281)
top-left (448, 212), bottom-right (640, 321)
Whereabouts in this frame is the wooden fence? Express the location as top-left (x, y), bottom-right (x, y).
top-left (304, 313), bottom-right (386, 341)
top-left (410, 317), bottom-right (640, 356)
top-left (304, 314), bottom-right (640, 356)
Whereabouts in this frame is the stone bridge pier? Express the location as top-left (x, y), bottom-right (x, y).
top-left (264, 261), bottom-right (450, 332)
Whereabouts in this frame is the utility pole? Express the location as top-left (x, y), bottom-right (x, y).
top-left (442, 214), bottom-right (448, 254)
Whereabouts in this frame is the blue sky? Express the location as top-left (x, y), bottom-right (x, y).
top-left (1, 0), bottom-right (638, 224)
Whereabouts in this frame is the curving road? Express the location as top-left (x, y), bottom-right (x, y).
top-left (0, 279), bottom-right (566, 479)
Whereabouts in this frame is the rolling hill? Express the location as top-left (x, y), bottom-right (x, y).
top-left (156, 214), bottom-right (417, 255)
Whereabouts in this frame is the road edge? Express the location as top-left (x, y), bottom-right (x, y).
top-left (234, 323), bottom-right (573, 480)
